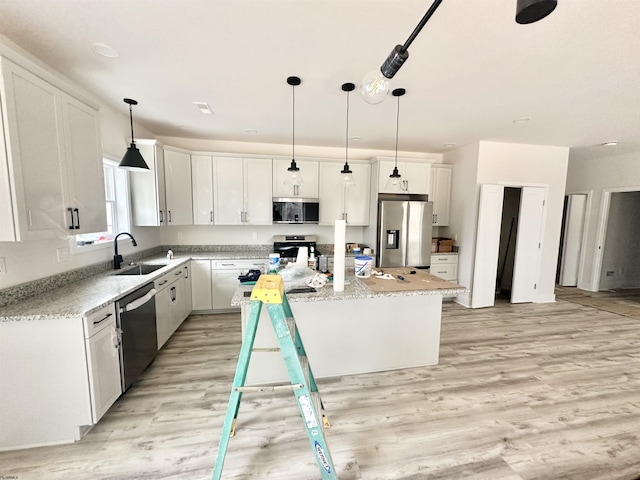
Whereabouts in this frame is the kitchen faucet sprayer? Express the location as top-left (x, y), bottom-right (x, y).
top-left (113, 232), bottom-right (138, 269)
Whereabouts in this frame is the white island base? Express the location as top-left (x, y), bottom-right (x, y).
top-left (241, 293), bottom-right (443, 385)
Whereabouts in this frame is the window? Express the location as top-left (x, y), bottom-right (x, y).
top-left (73, 158), bottom-right (130, 251)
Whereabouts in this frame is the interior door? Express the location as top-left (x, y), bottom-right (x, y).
top-left (471, 184), bottom-right (504, 308)
top-left (559, 194), bottom-right (587, 286)
top-left (511, 187), bottom-right (546, 303)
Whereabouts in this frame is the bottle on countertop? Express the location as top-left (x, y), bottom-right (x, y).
top-left (308, 246), bottom-right (317, 270)
top-left (166, 249), bottom-right (174, 260)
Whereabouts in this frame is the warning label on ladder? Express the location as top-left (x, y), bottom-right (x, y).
top-left (298, 395), bottom-right (318, 428)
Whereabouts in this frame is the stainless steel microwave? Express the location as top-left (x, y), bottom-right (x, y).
top-left (272, 198), bottom-right (319, 224)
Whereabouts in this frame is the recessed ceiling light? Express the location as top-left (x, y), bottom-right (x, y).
top-left (513, 116), bottom-right (532, 124)
top-left (443, 143), bottom-right (456, 148)
top-left (245, 129), bottom-right (258, 134)
top-left (91, 42), bottom-right (119, 58)
top-left (349, 136), bottom-right (362, 141)
top-left (601, 141), bottom-right (618, 147)
top-left (193, 102), bottom-right (214, 115)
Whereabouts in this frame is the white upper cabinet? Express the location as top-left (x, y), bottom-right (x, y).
top-left (272, 158), bottom-right (319, 198)
top-left (0, 57), bottom-right (106, 241)
top-left (377, 159), bottom-right (431, 195)
top-left (430, 164), bottom-right (452, 226)
top-left (214, 157), bottom-right (272, 225)
top-left (191, 155), bottom-right (214, 225)
top-left (130, 140), bottom-right (167, 226)
top-left (164, 149), bottom-right (193, 225)
top-left (319, 161), bottom-right (371, 226)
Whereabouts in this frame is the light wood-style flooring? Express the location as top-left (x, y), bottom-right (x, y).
top-left (2, 289), bottom-right (640, 480)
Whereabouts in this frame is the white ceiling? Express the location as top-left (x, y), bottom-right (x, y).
top-left (1, 0), bottom-right (639, 161)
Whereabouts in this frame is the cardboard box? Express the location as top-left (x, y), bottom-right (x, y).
top-left (431, 238), bottom-right (438, 253)
top-left (437, 237), bottom-right (454, 253)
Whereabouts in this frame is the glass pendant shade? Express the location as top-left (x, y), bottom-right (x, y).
top-left (119, 98), bottom-right (149, 171)
top-left (340, 162), bottom-right (355, 187)
top-left (384, 166), bottom-right (403, 191)
top-left (285, 158), bottom-right (303, 190)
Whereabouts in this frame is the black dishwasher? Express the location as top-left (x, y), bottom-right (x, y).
top-left (116, 282), bottom-right (158, 391)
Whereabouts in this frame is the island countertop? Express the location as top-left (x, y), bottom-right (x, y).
top-left (231, 267), bottom-right (467, 306)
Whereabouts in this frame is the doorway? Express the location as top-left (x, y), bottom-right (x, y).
top-left (471, 184), bottom-right (546, 308)
top-left (557, 194), bottom-right (587, 287)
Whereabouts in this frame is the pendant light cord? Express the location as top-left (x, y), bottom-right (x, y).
top-left (345, 90), bottom-right (350, 164)
top-left (394, 94), bottom-right (401, 167)
top-left (292, 84), bottom-right (295, 160)
top-left (129, 104), bottom-right (135, 144)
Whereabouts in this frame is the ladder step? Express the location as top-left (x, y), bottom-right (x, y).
top-left (252, 347), bottom-right (280, 352)
top-left (235, 384), bottom-right (302, 393)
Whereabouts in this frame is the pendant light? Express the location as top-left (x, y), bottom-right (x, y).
top-left (360, 0), bottom-right (443, 104)
top-left (340, 82), bottom-right (356, 186)
top-left (118, 98), bottom-right (149, 170)
top-left (285, 76), bottom-right (303, 194)
top-left (515, 0), bottom-right (557, 24)
top-left (385, 88), bottom-right (406, 192)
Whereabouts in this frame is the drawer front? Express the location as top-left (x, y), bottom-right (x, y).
top-left (431, 254), bottom-right (457, 264)
top-left (155, 267), bottom-right (183, 290)
top-left (430, 264), bottom-right (458, 281)
top-left (84, 303), bottom-right (117, 337)
top-left (212, 259), bottom-right (268, 272)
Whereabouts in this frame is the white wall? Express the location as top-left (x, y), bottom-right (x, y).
top-left (444, 141), bottom-right (569, 305)
top-left (566, 150), bottom-right (640, 290)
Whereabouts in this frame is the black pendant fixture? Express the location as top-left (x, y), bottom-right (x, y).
top-left (361, 0), bottom-right (443, 104)
top-left (516, 0), bottom-right (557, 24)
top-left (340, 82), bottom-right (355, 186)
top-left (385, 88), bottom-right (406, 191)
top-left (118, 98), bottom-right (149, 171)
top-left (286, 76), bottom-right (303, 191)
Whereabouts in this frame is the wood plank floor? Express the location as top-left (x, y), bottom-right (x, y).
top-left (2, 291), bottom-right (640, 479)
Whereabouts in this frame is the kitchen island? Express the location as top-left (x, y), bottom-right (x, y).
top-left (231, 269), bottom-right (467, 385)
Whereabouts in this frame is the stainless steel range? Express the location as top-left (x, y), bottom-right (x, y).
top-left (273, 235), bottom-right (319, 261)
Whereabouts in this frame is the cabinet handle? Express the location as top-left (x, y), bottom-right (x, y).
top-left (184, 266), bottom-right (189, 279)
top-left (67, 207), bottom-right (75, 230)
top-left (159, 210), bottom-right (164, 224)
top-left (171, 286), bottom-right (176, 302)
top-left (168, 210), bottom-right (172, 223)
top-left (175, 270), bottom-right (182, 276)
top-left (158, 280), bottom-right (168, 286)
top-left (210, 211), bottom-right (214, 223)
top-left (220, 263), bottom-right (235, 266)
top-left (434, 214), bottom-right (438, 223)
top-left (74, 208), bottom-right (80, 229)
top-left (93, 312), bottom-right (113, 326)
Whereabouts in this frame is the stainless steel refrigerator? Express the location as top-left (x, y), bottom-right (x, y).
top-left (376, 194), bottom-right (433, 268)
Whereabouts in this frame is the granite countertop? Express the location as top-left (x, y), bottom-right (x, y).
top-left (0, 251), bottom-right (271, 322)
top-left (231, 271), bottom-right (468, 306)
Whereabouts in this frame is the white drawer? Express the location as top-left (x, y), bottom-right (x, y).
top-left (430, 254), bottom-right (457, 264)
top-left (155, 266), bottom-right (183, 290)
top-left (430, 264), bottom-right (458, 281)
top-left (212, 259), bottom-right (268, 271)
top-left (83, 303), bottom-right (117, 338)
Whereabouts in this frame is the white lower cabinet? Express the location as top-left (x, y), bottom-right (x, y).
top-left (430, 254), bottom-right (458, 282)
top-left (191, 259), bottom-right (213, 310)
top-left (211, 259), bottom-right (268, 310)
top-left (155, 265), bottom-right (190, 349)
top-left (84, 304), bottom-right (121, 423)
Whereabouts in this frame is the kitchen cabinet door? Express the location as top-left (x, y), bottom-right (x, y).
top-left (191, 155), bottom-right (214, 225)
top-left (212, 268), bottom-right (243, 310)
top-left (214, 157), bottom-right (244, 225)
top-left (0, 58), bottom-right (67, 239)
top-left (130, 141), bottom-right (166, 226)
top-left (191, 259), bottom-right (213, 310)
top-left (0, 58), bottom-right (107, 239)
top-left (272, 158), bottom-right (319, 198)
top-left (319, 161), bottom-right (370, 226)
top-left (61, 93), bottom-right (107, 234)
top-left (164, 149), bottom-right (193, 225)
top-left (243, 157), bottom-right (272, 225)
top-left (430, 165), bottom-right (452, 226)
top-left (377, 159), bottom-right (430, 195)
top-left (85, 309), bottom-right (121, 422)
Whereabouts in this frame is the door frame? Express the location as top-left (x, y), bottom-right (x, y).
top-left (591, 186), bottom-right (640, 291)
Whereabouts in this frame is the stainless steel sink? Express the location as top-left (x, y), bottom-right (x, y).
top-left (115, 264), bottom-right (167, 276)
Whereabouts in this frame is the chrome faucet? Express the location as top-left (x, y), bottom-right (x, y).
top-left (113, 232), bottom-right (138, 269)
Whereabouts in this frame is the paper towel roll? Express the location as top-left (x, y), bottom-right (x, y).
top-left (296, 246), bottom-right (308, 266)
top-left (333, 220), bottom-right (346, 292)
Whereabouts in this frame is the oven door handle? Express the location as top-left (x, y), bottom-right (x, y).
top-left (120, 288), bottom-right (157, 313)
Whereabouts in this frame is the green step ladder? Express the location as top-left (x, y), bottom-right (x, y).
top-left (211, 274), bottom-right (338, 480)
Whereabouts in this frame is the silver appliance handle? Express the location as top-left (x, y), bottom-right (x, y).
top-left (121, 288), bottom-right (157, 313)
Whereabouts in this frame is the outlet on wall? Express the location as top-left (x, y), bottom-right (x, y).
top-left (0, 257), bottom-right (6, 275)
top-left (57, 247), bottom-right (70, 262)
